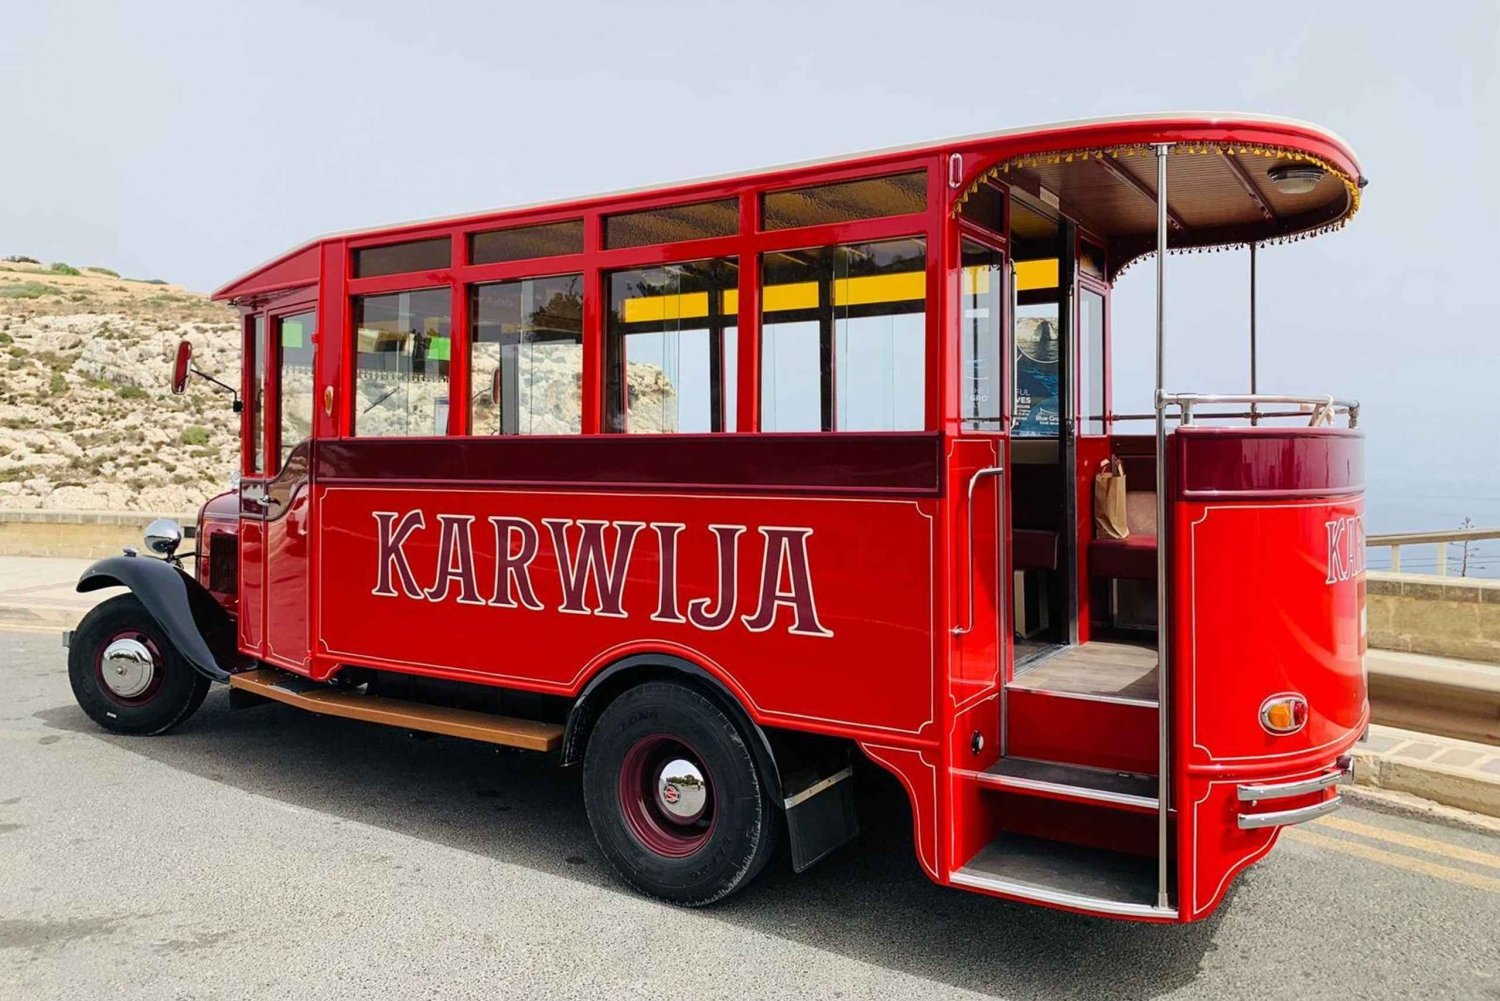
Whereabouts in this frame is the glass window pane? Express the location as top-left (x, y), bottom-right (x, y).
top-left (471, 275), bottom-right (583, 435)
top-left (604, 199), bottom-right (738, 250)
top-left (1079, 241), bottom-right (1106, 280)
top-left (470, 220), bottom-right (584, 265)
top-left (959, 241), bottom-right (1004, 429)
top-left (762, 171), bottom-right (926, 231)
top-left (277, 310), bottom-right (316, 467)
top-left (958, 182), bottom-right (1005, 234)
top-left (249, 315), bottom-right (266, 474)
top-left (760, 238), bottom-right (925, 431)
top-left (1013, 302), bottom-right (1061, 438)
top-left (607, 259), bottom-right (737, 433)
top-left (352, 237), bottom-right (451, 278)
top-left (352, 289), bottom-right (452, 437)
top-left (1080, 288), bottom-right (1106, 431)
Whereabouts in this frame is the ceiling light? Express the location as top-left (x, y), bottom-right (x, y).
top-left (1267, 164), bottom-right (1325, 195)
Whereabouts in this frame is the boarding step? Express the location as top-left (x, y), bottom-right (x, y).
top-left (951, 833), bottom-right (1175, 919)
top-left (229, 668), bottom-right (563, 751)
top-left (970, 757), bottom-right (1158, 812)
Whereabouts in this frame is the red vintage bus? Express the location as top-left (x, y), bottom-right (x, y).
top-left (65, 113), bottom-right (1368, 921)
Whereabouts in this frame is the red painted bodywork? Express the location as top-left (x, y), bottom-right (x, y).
top-left (202, 115), bottom-right (1367, 922)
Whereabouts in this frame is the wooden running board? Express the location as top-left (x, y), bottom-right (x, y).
top-left (229, 668), bottom-right (563, 752)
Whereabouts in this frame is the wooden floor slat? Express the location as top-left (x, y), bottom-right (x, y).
top-left (229, 669), bottom-right (563, 751)
top-left (1009, 640), bottom-right (1159, 700)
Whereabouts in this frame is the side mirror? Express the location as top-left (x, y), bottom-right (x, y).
top-left (144, 518), bottom-right (183, 558)
top-left (172, 340), bottom-right (192, 395)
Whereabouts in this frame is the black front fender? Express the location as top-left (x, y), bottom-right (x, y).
top-left (78, 556), bottom-right (234, 682)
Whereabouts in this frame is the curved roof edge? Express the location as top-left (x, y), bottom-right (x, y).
top-left (214, 112), bottom-right (1362, 301)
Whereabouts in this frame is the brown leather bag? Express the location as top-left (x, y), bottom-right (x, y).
top-left (1094, 456), bottom-right (1129, 540)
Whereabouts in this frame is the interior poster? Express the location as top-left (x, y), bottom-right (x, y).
top-left (1013, 314), bottom-right (1060, 437)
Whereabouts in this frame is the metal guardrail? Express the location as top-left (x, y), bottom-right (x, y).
top-left (1094, 392), bottom-right (1361, 428)
top-left (1367, 527), bottom-right (1500, 577)
top-left (1161, 392), bottom-right (1360, 428)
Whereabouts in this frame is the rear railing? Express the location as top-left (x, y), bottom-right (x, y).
top-left (1090, 392), bottom-right (1361, 429)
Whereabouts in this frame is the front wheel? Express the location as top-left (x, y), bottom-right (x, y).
top-left (582, 680), bottom-right (780, 906)
top-left (68, 593), bottom-right (212, 735)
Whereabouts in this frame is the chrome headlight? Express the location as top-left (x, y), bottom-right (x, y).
top-left (144, 518), bottom-right (184, 558)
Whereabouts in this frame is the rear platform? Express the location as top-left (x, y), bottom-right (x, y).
top-left (1011, 640), bottom-right (1158, 703)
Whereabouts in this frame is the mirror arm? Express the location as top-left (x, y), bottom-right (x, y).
top-left (189, 364), bottom-right (243, 412)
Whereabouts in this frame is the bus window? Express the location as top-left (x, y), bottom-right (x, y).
top-left (1079, 287), bottom-right (1106, 433)
top-left (470, 220), bottom-right (583, 265)
top-left (607, 259), bottom-right (737, 433)
top-left (277, 310), bottom-right (316, 466)
top-left (762, 171), bottom-right (926, 230)
top-left (605, 200), bottom-right (738, 250)
top-left (352, 237), bottom-right (450, 278)
top-left (470, 275), bottom-right (584, 435)
top-left (1011, 200), bottom-right (1063, 439)
top-left (248, 314), bottom-right (267, 473)
top-left (958, 181), bottom-right (1005, 235)
top-left (351, 289), bottom-right (452, 437)
top-left (760, 238), bottom-right (925, 432)
top-left (959, 240), bottom-right (1004, 430)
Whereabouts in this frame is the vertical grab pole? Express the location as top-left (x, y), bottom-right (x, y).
top-left (1152, 142), bottom-right (1172, 912)
top-left (1249, 242), bottom-right (1259, 426)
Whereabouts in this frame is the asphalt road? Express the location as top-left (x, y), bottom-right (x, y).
top-left (2, 626), bottom-right (1497, 1001)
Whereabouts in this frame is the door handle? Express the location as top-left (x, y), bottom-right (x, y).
top-left (952, 465), bottom-right (1004, 636)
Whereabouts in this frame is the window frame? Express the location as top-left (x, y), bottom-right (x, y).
top-left (335, 152), bottom-right (945, 438)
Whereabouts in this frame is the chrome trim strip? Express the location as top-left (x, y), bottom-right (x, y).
top-left (1236, 793), bottom-right (1343, 830)
top-left (949, 869), bottom-right (1179, 920)
top-left (1237, 757), bottom-right (1353, 802)
top-left (1005, 684), bottom-right (1159, 709)
top-left (976, 772), bottom-right (1158, 810)
top-left (782, 766), bottom-right (854, 810)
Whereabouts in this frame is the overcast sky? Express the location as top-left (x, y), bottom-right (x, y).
top-left (2, 1), bottom-right (1496, 529)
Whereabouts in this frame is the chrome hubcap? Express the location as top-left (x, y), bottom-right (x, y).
top-left (655, 758), bottom-right (708, 823)
top-left (101, 638), bottom-right (156, 698)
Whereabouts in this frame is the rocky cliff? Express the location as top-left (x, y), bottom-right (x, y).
top-left (0, 261), bottom-right (240, 512)
top-left (0, 259), bottom-right (683, 513)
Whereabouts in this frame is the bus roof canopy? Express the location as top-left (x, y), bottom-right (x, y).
top-left (215, 112), bottom-right (1363, 299)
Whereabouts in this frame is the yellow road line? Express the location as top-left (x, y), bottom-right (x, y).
top-left (1315, 815), bottom-right (1500, 870)
top-left (1285, 828), bottom-right (1500, 894)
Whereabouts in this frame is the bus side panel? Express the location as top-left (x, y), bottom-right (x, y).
top-left (1172, 492), bottom-right (1368, 919)
top-left (313, 485), bottom-right (939, 740)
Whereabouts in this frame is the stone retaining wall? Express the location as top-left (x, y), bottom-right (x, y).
top-left (1367, 571), bottom-right (1500, 664)
top-left (0, 510), bottom-right (196, 559)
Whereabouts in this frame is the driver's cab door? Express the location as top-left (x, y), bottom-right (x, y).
top-left (239, 301), bottom-right (317, 671)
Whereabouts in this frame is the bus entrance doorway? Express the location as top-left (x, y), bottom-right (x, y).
top-left (1008, 197), bottom-right (1076, 659)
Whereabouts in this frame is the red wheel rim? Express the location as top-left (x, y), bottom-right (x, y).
top-left (618, 734), bottom-right (716, 858)
top-left (95, 628), bottom-right (165, 707)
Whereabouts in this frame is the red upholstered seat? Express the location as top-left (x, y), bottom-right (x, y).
top-left (1089, 534), bottom-right (1158, 580)
top-left (1013, 529), bottom-right (1059, 571)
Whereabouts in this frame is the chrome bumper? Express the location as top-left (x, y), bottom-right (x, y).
top-left (1235, 755), bottom-right (1353, 830)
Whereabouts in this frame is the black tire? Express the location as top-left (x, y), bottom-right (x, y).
top-left (582, 680), bottom-right (780, 906)
top-left (68, 593), bottom-right (212, 736)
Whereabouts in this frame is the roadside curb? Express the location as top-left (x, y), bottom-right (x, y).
top-left (1351, 724), bottom-right (1500, 821)
top-left (0, 603), bottom-right (80, 629)
top-left (1340, 785), bottom-right (1500, 837)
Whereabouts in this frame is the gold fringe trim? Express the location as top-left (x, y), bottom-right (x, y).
top-left (952, 140), bottom-right (1362, 268)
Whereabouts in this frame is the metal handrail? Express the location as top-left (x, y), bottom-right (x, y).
top-left (1366, 527), bottom-right (1499, 576)
top-left (951, 466), bottom-right (1004, 636)
top-left (1160, 392), bottom-right (1360, 428)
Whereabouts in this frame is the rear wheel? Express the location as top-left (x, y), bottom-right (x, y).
top-left (582, 680), bottom-right (779, 906)
top-left (68, 593), bottom-right (212, 736)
